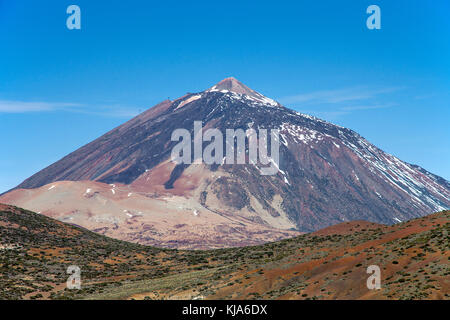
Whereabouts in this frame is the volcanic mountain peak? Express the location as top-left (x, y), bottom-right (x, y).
top-left (2, 78), bottom-right (449, 248)
top-left (206, 77), bottom-right (279, 106)
top-left (208, 77), bottom-right (253, 94)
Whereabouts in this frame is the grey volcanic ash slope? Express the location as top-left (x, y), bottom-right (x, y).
top-left (6, 78), bottom-right (450, 233)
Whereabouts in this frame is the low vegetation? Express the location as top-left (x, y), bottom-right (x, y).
top-left (0, 204), bottom-right (448, 300)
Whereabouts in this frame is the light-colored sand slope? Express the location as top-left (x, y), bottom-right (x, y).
top-left (0, 179), bottom-right (300, 249)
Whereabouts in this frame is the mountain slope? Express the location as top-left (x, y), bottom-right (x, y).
top-left (1, 204), bottom-right (448, 300)
top-left (1, 78), bottom-right (449, 246)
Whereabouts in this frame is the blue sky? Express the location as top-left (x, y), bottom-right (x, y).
top-left (0, 0), bottom-right (449, 193)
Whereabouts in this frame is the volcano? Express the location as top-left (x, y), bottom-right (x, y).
top-left (1, 77), bottom-right (449, 248)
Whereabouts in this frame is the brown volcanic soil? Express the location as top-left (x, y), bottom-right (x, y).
top-left (1, 204), bottom-right (448, 300)
top-left (204, 212), bottom-right (449, 300)
top-left (312, 220), bottom-right (386, 236)
top-left (0, 177), bottom-right (300, 249)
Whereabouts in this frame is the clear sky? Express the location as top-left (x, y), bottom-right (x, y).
top-left (0, 0), bottom-right (449, 193)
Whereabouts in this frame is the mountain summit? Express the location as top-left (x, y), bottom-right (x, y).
top-left (207, 77), bottom-right (279, 106)
top-left (208, 77), bottom-right (252, 94)
top-left (1, 78), bottom-right (449, 248)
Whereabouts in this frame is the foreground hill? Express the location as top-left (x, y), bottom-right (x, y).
top-left (2, 78), bottom-right (448, 249)
top-left (0, 204), bottom-right (448, 300)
